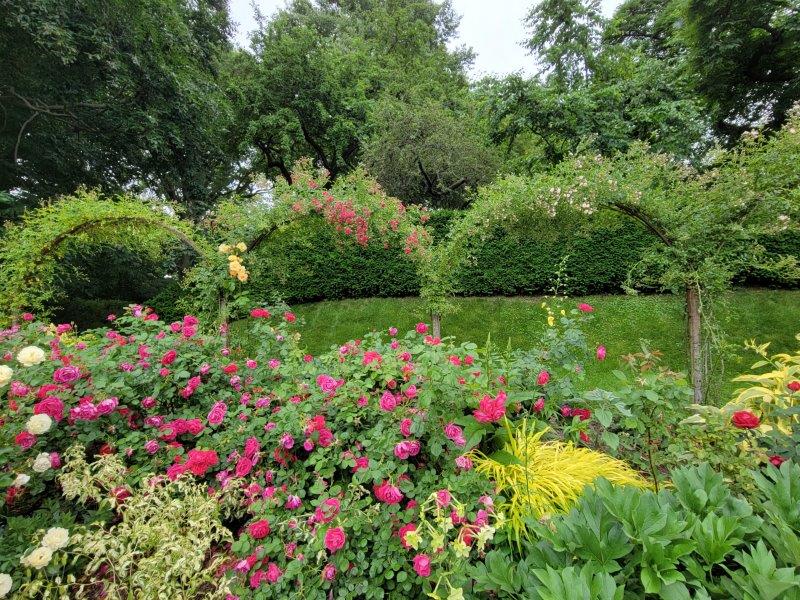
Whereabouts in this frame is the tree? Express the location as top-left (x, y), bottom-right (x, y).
top-left (0, 0), bottom-right (242, 219)
top-left (608, 0), bottom-right (800, 141)
top-left (525, 0), bottom-right (605, 87)
top-left (362, 100), bottom-right (500, 208)
top-left (236, 0), bottom-right (472, 185)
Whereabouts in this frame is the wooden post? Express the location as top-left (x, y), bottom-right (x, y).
top-left (686, 284), bottom-right (704, 403)
top-left (432, 312), bottom-right (441, 338)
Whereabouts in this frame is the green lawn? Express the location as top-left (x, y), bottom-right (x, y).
top-left (232, 289), bottom-right (800, 401)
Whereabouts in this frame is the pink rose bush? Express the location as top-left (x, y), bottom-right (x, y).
top-left (0, 300), bottom-right (618, 598)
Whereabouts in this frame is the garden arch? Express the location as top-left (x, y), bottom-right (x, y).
top-left (0, 189), bottom-right (212, 322)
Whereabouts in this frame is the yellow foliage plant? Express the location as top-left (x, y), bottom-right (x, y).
top-left (727, 334), bottom-right (800, 434)
top-left (469, 418), bottom-right (649, 545)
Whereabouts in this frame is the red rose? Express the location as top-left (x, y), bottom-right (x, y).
top-left (249, 519), bottom-right (271, 539)
top-left (223, 363), bottom-right (238, 374)
top-left (731, 410), bottom-right (760, 429)
top-left (250, 308), bottom-right (271, 318)
top-left (769, 455), bottom-right (785, 467)
top-left (788, 381), bottom-right (800, 392)
top-left (324, 526), bottom-right (346, 553)
top-left (571, 408), bottom-right (592, 421)
top-left (14, 430), bottom-right (36, 449)
top-left (161, 350), bottom-right (177, 366)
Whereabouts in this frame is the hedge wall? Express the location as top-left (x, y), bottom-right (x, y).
top-left (236, 212), bottom-right (799, 305)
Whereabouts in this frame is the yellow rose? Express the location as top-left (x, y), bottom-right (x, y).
top-left (26, 414), bottom-right (52, 435)
top-left (218, 243), bottom-right (231, 253)
top-left (17, 345), bottom-right (45, 367)
top-left (41, 527), bottom-right (70, 550)
top-left (236, 242), bottom-right (247, 252)
top-left (0, 365), bottom-right (12, 387)
top-left (21, 546), bottom-right (53, 569)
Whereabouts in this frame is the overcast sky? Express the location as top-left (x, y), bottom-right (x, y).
top-left (229, 0), bottom-right (623, 78)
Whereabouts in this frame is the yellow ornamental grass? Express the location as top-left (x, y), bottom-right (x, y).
top-left (469, 419), bottom-right (649, 544)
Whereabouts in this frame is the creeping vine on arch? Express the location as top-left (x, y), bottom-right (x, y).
top-left (0, 189), bottom-right (211, 321)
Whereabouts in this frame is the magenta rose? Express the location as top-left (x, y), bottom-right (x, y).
top-left (207, 402), bottom-right (227, 426)
top-left (248, 519), bottom-right (270, 539)
top-left (412, 553), bottom-right (432, 577)
top-left (53, 366), bottom-right (81, 384)
top-left (324, 527), bottom-right (346, 553)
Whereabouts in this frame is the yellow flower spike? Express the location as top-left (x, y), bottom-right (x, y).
top-left (560, 309), bottom-right (566, 316)
top-left (547, 315), bottom-right (555, 327)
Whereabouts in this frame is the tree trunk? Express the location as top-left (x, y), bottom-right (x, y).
top-left (686, 284), bottom-right (704, 403)
top-left (432, 312), bottom-right (441, 339)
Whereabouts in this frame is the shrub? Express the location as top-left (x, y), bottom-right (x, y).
top-left (472, 462), bottom-right (800, 599)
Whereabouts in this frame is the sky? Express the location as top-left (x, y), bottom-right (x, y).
top-left (229, 0), bottom-right (623, 78)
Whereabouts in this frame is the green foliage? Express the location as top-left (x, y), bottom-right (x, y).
top-left (472, 462), bottom-right (800, 599)
top-left (233, 0), bottom-right (471, 185)
top-left (583, 345), bottom-right (693, 490)
top-left (0, 189), bottom-right (209, 321)
top-left (0, 0), bottom-right (240, 217)
top-left (363, 99), bottom-right (500, 208)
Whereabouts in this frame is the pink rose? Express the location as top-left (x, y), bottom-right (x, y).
top-left (322, 563), bottom-right (336, 580)
top-left (537, 370), bottom-right (550, 386)
top-left (413, 554), bottom-right (431, 578)
top-left (379, 391), bottom-right (398, 412)
top-left (49, 452), bottom-right (61, 469)
top-left (473, 391), bottom-right (506, 423)
top-left (415, 322), bottom-right (428, 334)
top-left (236, 456), bottom-right (253, 477)
top-left (144, 440), bottom-right (159, 454)
top-left (324, 527), bottom-right (346, 553)
top-left (53, 366), bottom-right (80, 384)
top-left (400, 418), bottom-right (413, 437)
top-left (207, 402), bottom-right (227, 426)
top-left (96, 397), bottom-right (118, 415)
top-left (533, 397), bottom-right (545, 412)
top-left (596, 345), bottom-right (607, 361)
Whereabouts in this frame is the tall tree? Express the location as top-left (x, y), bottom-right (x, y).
top-left (525, 0), bottom-right (605, 87)
top-left (0, 0), bottom-right (241, 219)
top-left (608, 0), bottom-right (800, 141)
top-left (236, 0), bottom-right (472, 185)
top-left (363, 99), bottom-right (500, 208)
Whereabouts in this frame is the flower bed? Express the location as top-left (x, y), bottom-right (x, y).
top-left (1, 304), bottom-right (798, 599)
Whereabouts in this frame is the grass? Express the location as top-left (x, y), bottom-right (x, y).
top-left (231, 289), bottom-right (800, 401)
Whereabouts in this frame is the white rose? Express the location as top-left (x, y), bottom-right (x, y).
top-left (0, 365), bottom-right (12, 387)
top-left (41, 527), bottom-right (70, 550)
top-left (32, 452), bottom-right (52, 473)
top-left (26, 414), bottom-right (52, 435)
top-left (20, 546), bottom-right (53, 569)
top-left (17, 345), bottom-right (46, 367)
top-left (13, 473), bottom-right (30, 487)
top-left (0, 573), bottom-right (11, 598)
